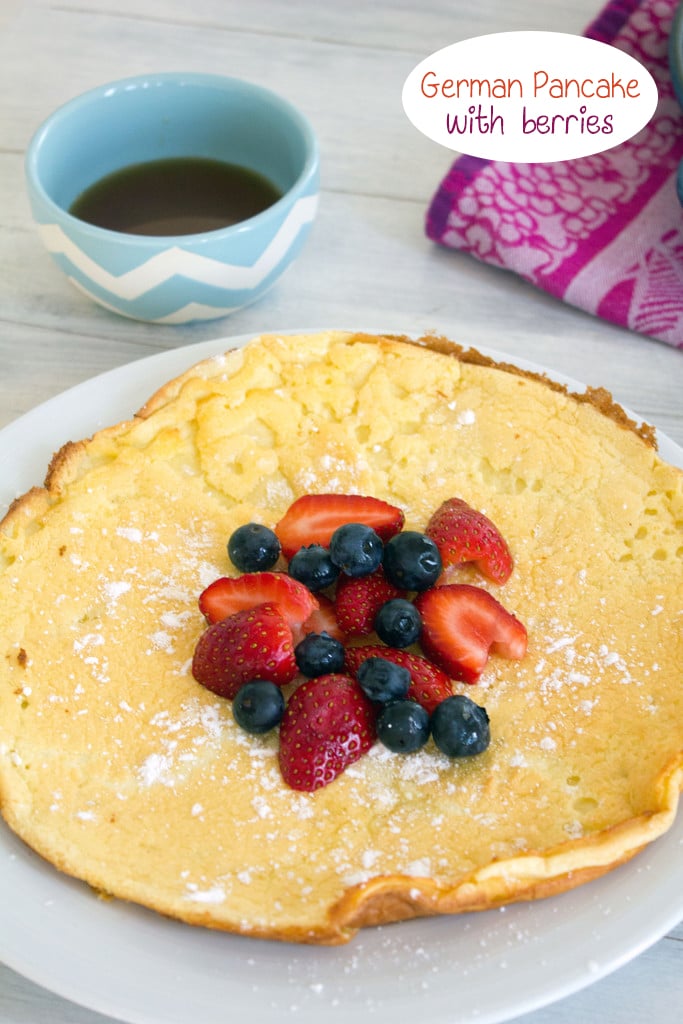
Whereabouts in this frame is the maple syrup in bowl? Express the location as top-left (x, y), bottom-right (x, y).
top-left (69, 157), bottom-right (283, 237)
top-left (25, 73), bottom-right (319, 324)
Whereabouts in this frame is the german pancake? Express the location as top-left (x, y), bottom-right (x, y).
top-left (0, 330), bottom-right (681, 944)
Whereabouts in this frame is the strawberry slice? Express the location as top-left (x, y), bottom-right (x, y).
top-left (192, 602), bottom-right (298, 699)
top-left (278, 674), bottom-right (376, 791)
top-left (198, 571), bottom-right (318, 628)
top-left (414, 584), bottom-right (527, 684)
top-left (426, 497), bottom-right (513, 584)
top-left (334, 568), bottom-right (404, 637)
top-left (274, 493), bottom-right (404, 560)
top-left (294, 593), bottom-right (346, 643)
top-left (344, 644), bottom-right (453, 713)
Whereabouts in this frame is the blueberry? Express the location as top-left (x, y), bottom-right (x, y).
top-left (228, 523), bottom-right (281, 572)
top-left (288, 544), bottom-right (339, 591)
top-left (329, 523), bottom-right (383, 577)
top-left (382, 531), bottom-right (442, 591)
top-left (430, 695), bottom-right (490, 757)
top-left (376, 700), bottom-right (430, 753)
top-left (357, 656), bottom-right (411, 703)
top-left (374, 598), bottom-right (422, 648)
top-left (232, 680), bottom-right (285, 734)
top-left (295, 632), bottom-right (346, 677)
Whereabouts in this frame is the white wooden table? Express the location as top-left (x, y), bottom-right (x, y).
top-left (1, 2), bottom-right (681, 1022)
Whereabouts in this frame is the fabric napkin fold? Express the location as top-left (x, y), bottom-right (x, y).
top-left (426, 0), bottom-right (683, 349)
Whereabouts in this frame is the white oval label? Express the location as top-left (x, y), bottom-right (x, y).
top-left (402, 31), bottom-right (658, 163)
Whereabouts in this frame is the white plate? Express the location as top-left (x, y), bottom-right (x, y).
top-left (1, 332), bottom-right (682, 1024)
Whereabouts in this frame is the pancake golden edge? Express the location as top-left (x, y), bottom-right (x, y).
top-left (0, 330), bottom-right (681, 945)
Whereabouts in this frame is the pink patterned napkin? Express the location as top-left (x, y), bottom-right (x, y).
top-left (426, 0), bottom-right (683, 348)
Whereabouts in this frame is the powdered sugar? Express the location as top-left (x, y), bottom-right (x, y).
top-left (116, 526), bottom-right (143, 544)
top-left (405, 858), bottom-right (432, 877)
top-left (138, 752), bottom-right (176, 788)
top-left (252, 795), bottom-right (273, 820)
top-left (135, 699), bottom-right (228, 789)
top-left (361, 850), bottom-right (381, 870)
top-left (75, 810), bottom-right (97, 822)
top-left (73, 633), bottom-right (104, 654)
top-left (147, 630), bottom-right (174, 653)
top-left (102, 580), bottom-right (131, 604)
top-left (184, 884), bottom-right (226, 904)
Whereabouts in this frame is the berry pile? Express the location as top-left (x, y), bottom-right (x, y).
top-left (191, 493), bottom-right (528, 792)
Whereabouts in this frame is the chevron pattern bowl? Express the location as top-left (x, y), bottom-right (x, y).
top-left (25, 73), bottom-right (319, 324)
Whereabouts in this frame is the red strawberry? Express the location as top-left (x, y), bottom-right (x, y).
top-left (426, 497), bottom-right (513, 584)
top-left (274, 493), bottom-right (404, 560)
top-left (192, 602), bottom-right (297, 699)
top-left (294, 593), bottom-right (346, 643)
top-left (334, 568), bottom-right (404, 637)
top-left (278, 674), bottom-right (376, 791)
top-left (414, 584), bottom-right (527, 684)
top-left (344, 644), bottom-right (453, 713)
top-left (198, 571), bottom-right (318, 628)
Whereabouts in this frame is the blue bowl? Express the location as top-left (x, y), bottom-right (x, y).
top-left (25, 73), bottom-right (319, 323)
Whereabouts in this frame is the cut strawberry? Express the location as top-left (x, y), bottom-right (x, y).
top-left (192, 602), bottom-right (298, 699)
top-left (344, 644), bottom-right (453, 713)
top-left (274, 493), bottom-right (404, 560)
top-left (278, 674), bottom-right (376, 791)
top-left (294, 593), bottom-right (346, 643)
top-left (414, 584), bottom-right (527, 684)
top-left (198, 571), bottom-right (318, 629)
top-left (334, 568), bottom-right (405, 637)
top-left (426, 497), bottom-right (513, 584)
